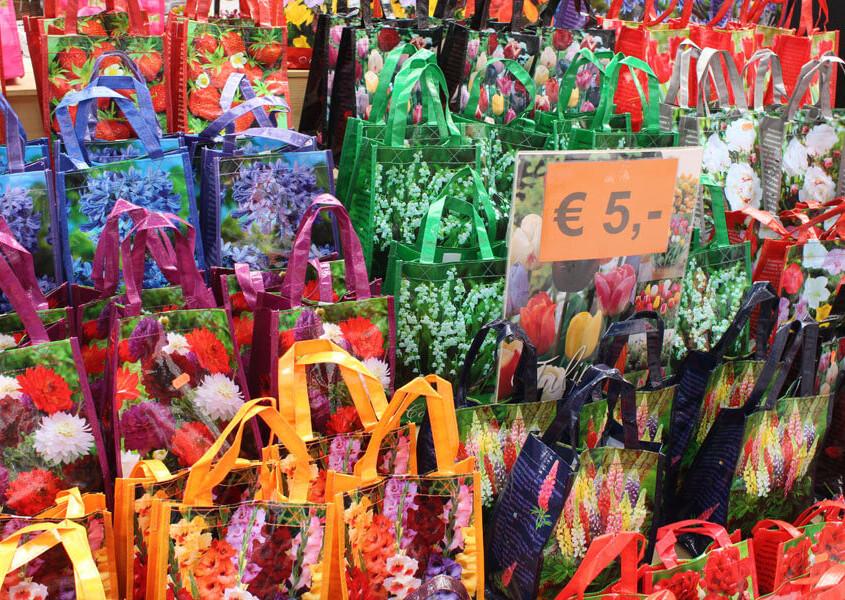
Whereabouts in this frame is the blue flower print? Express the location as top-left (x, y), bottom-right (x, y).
top-left (0, 185), bottom-right (41, 254)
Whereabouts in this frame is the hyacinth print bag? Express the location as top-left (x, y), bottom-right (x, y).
top-left (646, 520), bottom-right (758, 600)
top-left (326, 376), bottom-right (485, 600)
top-left (197, 96), bottom-right (336, 271)
top-left (0, 520), bottom-right (112, 600)
top-left (484, 434), bottom-right (576, 600)
top-left (384, 174), bottom-right (506, 390)
top-left (144, 399), bottom-right (335, 600)
top-left (0, 240), bottom-right (111, 515)
top-left (249, 195), bottom-right (395, 395)
top-left (539, 366), bottom-right (664, 598)
top-left (53, 87), bottom-right (205, 287)
top-left (0, 489), bottom-right (120, 600)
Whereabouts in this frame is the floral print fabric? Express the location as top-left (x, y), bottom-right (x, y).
top-left (650, 539), bottom-right (756, 600)
top-left (0, 339), bottom-right (107, 514)
top-left (778, 241), bottom-right (845, 327)
top-left (114, 309), bottom-right (249, 473)
top-left (774, 519), bottom-right (845, 592)
top-left (777, 118), bottom-right (845, 213)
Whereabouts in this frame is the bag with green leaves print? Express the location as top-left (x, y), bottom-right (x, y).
top-left (384, 171), bottom-right (507, 390)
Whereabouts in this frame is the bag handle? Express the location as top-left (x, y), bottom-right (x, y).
top-left (279, 194), bottom-right (371, 305)
top-left (353, 375), bottom-right (473, 483)
top-left (782, 57), bottom-right (845, 123)
top-left (695, 48), bottom-right (749, 114)
top-left (219, 73), bottom-right (276, 130)
top-left (655, 520), bottom-right (735, 569)
top-left (743, 318), bottom-right (809, 415)
top-left (55, 87), bottom-right (164, 169)
top-left (63, 0), bottom-right (146, 35)
top-left (0, 94), bottom-right (27, 174)
top-left (742, 49), bottom-right (789, 110)
top-left (752, 518), bottom-right (803, 539)
top-left (406, 576), bottom-right (470, 600)
top-left (369, 44), bottom-right (433, 126)
top-left (0, 522), bottom-right (106, 600)
top-left (0, 239), bottom-right (50, 345)
top-left (711, 281), bottom-right (778, 360)
top-left (128, 458), bottom-right (171, 479)
top-left (596, 55), bottom-right (661, 134)
top-left (275, 339), bottom-right (388, 440)
top-left (37, 488), bottom-right (106, 518)
top-left (417, 195), bottom-right (494, 264)
top-left (0, 216), bottom-right (49, 310)
top-left (462, 58), bottom-right (536, 120)
top-left (455, 319), bottom-right (537, 407)
top-left (554, 532), bottom-right (645, 599)
top-left (81, 74), bottom-right (162, 141)
top-left (182, 399), bottom-right (312, 505)
top-left (794, 500), bottom-right (845, 527)
top-left (598, 311), bottom-right (665, 389)
top-left (197, 95), bottom-right (291, 143)
top-left (663, 41), bottom-right (701, 109)
top-left (555, 48), bottom-right (615, 118)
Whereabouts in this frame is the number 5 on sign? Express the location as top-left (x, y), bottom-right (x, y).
top-left (539, 158), bottom-right (679, 262)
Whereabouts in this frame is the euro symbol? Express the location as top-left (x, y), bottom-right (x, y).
top-left (555, 192), bottom-right (585, 237)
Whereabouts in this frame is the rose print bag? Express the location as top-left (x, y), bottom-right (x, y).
top-left (249, 195), bottom-right (396, 398)
top-left (326, 375), bottom-right (485, 600)
top-left (646, 520), bottom-right (758, 600)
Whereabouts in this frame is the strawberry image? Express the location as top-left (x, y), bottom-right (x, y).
top-left (211, 61), bottom-right (236, 88)
top-left (95, 119), bottom-right (133, 141)
top-left (230, 101), bottom-right (257, 132)
top-left (150, 83), bottom-right (166, 113)
top-left (243, 60), bottom-right (263, 84)
top-left (48, 63), bottom-right (72, 99)
top-left (220, 31), bottom-right (246, 56)
top-left (188, 84), bottom-right (223, 121)
top-left (248, 29), bottom-right (283, 66)
top-left (79, 20), bottom-right (107, 36)
top-left (92, 41), bottom-right (121, 68)
top-left (58, 45), bottom-right (88, 71)
top-left (131, 39), bottom-right (164, 82)
top-left (263, 70), bottom-right (287, 96)
top-left (193, 33), bottom-right (218, 57)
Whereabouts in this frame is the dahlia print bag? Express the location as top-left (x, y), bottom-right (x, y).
top-left (249, 194), bottom-right (396, 398)
top-left (145, 399), bottom-right (335, 600)
top-left (327, 376), bottom-right (485, 600)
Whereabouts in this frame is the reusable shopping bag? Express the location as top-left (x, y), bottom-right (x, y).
top-left (0, 489), bottom-right (119, 600)
top-left (0, 240), bottom-right (111, 514)
top-left (249, 195), bottom-right (396, 397)
top-left (814, 320), bottom-right (845, 498)
top-left (647, 520), bottom-right (758, 600)
top-left (50, 0), bottom-right (166, 34)
top-left (327, 375), bottom-right (485, 600)
top-left (539, 366), bottom-right (664, 598)
top-left (145, 399), bottom-right (334, 600)
top-left (385, 176), bottom-right (506, 385)
top-left (753, 500), bottom-right (845, 594)
top-left (484, 434), bottom-right (576, 600)
top-left (0, 520), bottom-right (113, 600)
top-left (0, 0), bottom-right (23, 80)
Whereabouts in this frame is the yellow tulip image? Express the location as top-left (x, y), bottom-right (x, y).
top-left (534, 64), bottom-right (549, 86)
top-left (492, 93), bottom-right (505, 116)
top-left (365, 71), bottom-right (379, 95)
top-left (568, 87), bottom-right (580, 108)
top-left (565, 310), bottom-right (603, 359)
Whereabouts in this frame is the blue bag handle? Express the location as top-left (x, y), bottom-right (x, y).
top-left (89, 50), bottom-right (147, 85)
top-left (197, 95), bottom-right (292, 143)
top-left (219, 73), bottom-right (276, 130)
top-left (223, 127), bottom-right (317, 154)
top-left (56, 86), bottom-right (164, 169)
top-left (0, 93), bottom-right (28, 174)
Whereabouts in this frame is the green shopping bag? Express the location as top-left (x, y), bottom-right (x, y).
top-left (384, 170), bottom-right (506, 387)
top-left (568, 55), bottom-right (678, 150)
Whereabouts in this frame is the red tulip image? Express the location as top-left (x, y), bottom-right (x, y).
top-left (520, 292), bottom-right (556, 355)
top-left (594, 264), bottom-right (636, 317)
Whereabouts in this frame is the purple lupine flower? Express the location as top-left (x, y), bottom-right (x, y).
top-left (119, 401), bottom-right (176, 456)
top-left (625, 473), bottom-right (641, 505)
top-left (128, 316), bottom-right (163, 362)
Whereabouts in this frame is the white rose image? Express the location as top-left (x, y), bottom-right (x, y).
top-left (782, 137), bottom-right (809, 177)
top-left (702, 133), bottom-right (731, 175)
top-left (805, 123), bottom-right (839, 157)
top-left (799, 165), bottom-right (835, 206)
top-left (724, 163), bottom-right (762, 210)
top-left (724, 118), bottom-right (757, 154)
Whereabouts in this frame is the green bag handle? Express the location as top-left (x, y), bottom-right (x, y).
top-left (370, 44), bottom-right (436, 125)
top-left (462, 58), bottom-right (537, 119)
top-left (385, 59), bottom-right (462, 147)
top-left (704, 176), bottom-right (730, 248)
top-left (594, 55), bottom-right (660, 134)
top-left (556, 48), bottom-right (616, 118)
top-left (434, 164), bottom-right (498, 242)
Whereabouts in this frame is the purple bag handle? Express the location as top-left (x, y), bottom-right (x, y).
top-left (88, 50), bottom-right (147, 85)
top-left (0, 219), bottom-right (49, 310)
top-left (196, 95), bottom-right (291, 143)
top-left (0, 93), bottom-right (27, 174)
top-left (280, 194), bottom-right (371, 306)
top-left (121, 212), bottom-right (215, 311)
top-left (91, 200), bottom-right (179, 297)
top-left (0, 247), bottom-right (50, 345)
top-left (219, 73), bottom-right (275, 129)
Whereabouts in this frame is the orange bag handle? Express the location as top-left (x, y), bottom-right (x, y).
top-left (276, 339), bottom-right (388, 441)
top-left (794, 500), bottom-right (845, 527)
top-left (182, 399), bottom-right (312, 506)
top-left (554, 532), bottom-right (645, 599)
top-left (128, 459), bottom-right (171, 481)
top-left (36, 488), bottom-right (106, 519)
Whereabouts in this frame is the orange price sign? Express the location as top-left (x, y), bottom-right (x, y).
top-left (539, 158), bottom-right (679, 262)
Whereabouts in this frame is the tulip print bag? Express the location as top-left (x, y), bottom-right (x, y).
top-left (0, 489), bottom-right (120, 600)
top-left (814, 320), bottom-right (845, 497)
top-left (384, 177), bottom-right (506, 387)
top-left (646, 520), bottom-right (759, 600)
top-left (145, 399), bottom-right (335, 600)
top-left (327, 376), bottom-right (485, 600)
top-left (249, 195), bottom-right (396, 398)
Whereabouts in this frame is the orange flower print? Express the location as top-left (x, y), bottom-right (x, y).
top-left (232, 315), bottom-right (254, 347)
top-left (115, 367), bottom-right (141, 407)
top-left (82, 343), bottom-right (108, 376)
top-left (185, 328), bottom-right (231, 374)
top-left (17, 366), bottom-right (73, 414)
top-left (339, 317), bottom-right (385, 359)
top-left (192, 540), bottom-right (238, 600)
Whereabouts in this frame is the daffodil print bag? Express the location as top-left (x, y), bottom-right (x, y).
top-left (327, 376), bottom-right (485, 600)
top-left (145, 399), bottom-right (335, 600)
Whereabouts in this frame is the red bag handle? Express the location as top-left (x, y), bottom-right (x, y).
top-left (63, 0), bottom-right (147, 35)
top-left (707, 0), bottom-right (736, 27)
top-left (781, 201), bottom-right (845, 243)
top-left (794, 500), bottom-right (845, 527)
top-left (554, 532), bottom-right (645, 599)
top-left (752, 518), bottom-right (803, 538)
top-left (655, 520), bottom-right (734, 569)
top-left (643, 0), bottom-right (677, 26)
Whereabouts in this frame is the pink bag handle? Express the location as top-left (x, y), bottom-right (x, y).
top-left (0, 218), bottom-right (49, 310)
top-left (752, 518), bottom-right (803, 538)
top-left (0, 242), bottom-right (49, 345)
top-left (120, 212), bottom-right (216, 312)
top-left (554, 532), bottom-right (644, 599)
top-left (63, 0), bottom-right (146, 35)
top-left (794, 500), bottom-right (845, 527)
top-left (280, 194), bottom-right (371, 307)
top-left (655, 520), bottom-right (734, 569)
top-left (234, 258), bottom-right (333, 312)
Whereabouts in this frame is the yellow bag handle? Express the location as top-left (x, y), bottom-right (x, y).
top-left (36, 488), bottom-right (106, 519)
top-left (352, 376), bottom-right (474, 485)
top-left (277, 339), bottom-right (388, 440)
top-left (182, 399), bottom-right (312, 506)
top-left (128, 459), bottom-right (171, 481)
top-left (0, 521), bottom-right (106, 600)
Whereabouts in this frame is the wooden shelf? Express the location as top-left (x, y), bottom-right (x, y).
top-left (4, 58), bottom-right (311, 139)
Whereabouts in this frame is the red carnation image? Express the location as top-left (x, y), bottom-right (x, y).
top-left (339, 316), bottom-right (384, 360)
top-left (654, 570), bottom-right (700, 600)
top-left (185, 328), bottom-right (231, 374)
top-left (813, 522), bottom-right (845, 562)
top-left (783, 537), bottom-right (812, 581)
top-left (701, 546), bottom-right (752, 597)
top-left (326, 406), bottom-right (363, 435)
top-left (6, 469), bottom-right (66, 515)
top-left (17, 365), bottom-right (73, 414)
top-left (171, 421), bottom-right (216, 467)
